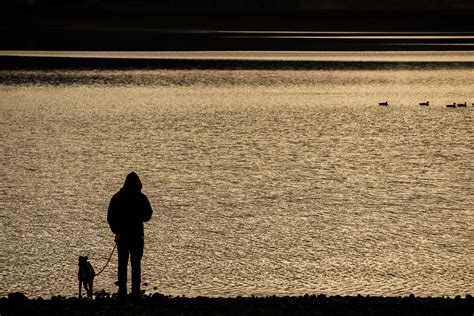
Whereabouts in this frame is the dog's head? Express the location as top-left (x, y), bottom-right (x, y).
top-left (78, 256), bottom-right (89, 267)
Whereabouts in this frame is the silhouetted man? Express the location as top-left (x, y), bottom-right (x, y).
top-left (108, 172), bottom-right (153, 299)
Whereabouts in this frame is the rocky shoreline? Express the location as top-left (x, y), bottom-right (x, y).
top-left (1, 292), bottom-right (472, 316)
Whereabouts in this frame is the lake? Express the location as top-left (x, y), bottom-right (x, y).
top-left (0, 51), bottom-right (473, 298)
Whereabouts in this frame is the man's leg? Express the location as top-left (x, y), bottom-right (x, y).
top-left (130, 237), bottom-right (144, 298)
top-left (117, 238), bottom-right (129, 297)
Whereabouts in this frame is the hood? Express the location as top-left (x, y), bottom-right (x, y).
top-left (122, 172), bottom-right (142, 192)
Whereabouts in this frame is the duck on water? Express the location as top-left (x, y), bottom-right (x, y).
top-left (378, 101), bottom-right (389, 106)
top-left (419, 101), bottom-right (429, 106)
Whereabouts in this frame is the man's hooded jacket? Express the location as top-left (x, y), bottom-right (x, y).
top-left (108, 172), bottom-right (153, 238)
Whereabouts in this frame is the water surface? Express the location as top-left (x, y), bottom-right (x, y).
top-left (0, 52), bottom-right (473, 298)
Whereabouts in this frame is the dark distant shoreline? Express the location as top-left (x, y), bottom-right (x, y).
top-left (1, 292), bottom-right (473, 316)
top-left (1, 55), bottom-right (474, 71)
top-left (2, 30), bottom-right (473, 52)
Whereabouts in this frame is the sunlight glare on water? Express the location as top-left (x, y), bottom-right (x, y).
top-left (0, 52), bottom-right (473, 298)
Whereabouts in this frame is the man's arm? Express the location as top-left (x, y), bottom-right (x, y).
top-left (107, 195), bottom-right (118, 234)
top-left (142, 195), bottom-right (153, 222)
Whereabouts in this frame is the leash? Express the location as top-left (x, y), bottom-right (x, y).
top-left (94, 242), bottom-right (117, 277)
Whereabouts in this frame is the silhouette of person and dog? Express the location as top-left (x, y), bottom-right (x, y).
top-left (108, 172), bottom-right (153, 299)
top-left (78, 172), bottom-right (153, 300)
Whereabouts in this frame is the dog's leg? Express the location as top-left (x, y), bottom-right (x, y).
top-left (83, 282), bottom-right (89, 299)
top-left (91, 280), bottom-right (94, 298)
top-left (86, 282), bottom-right (91, 299)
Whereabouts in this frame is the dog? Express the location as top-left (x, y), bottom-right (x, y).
top-left (78, 256), bottom-right (95, 298)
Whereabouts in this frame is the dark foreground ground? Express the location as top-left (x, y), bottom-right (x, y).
top-left (1, 292), bottom-right (473, 316)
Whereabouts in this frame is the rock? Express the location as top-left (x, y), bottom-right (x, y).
top-left (8, 292), bottom-right (28, 303)
top-left (151, 292), bottom-right (166, 301)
